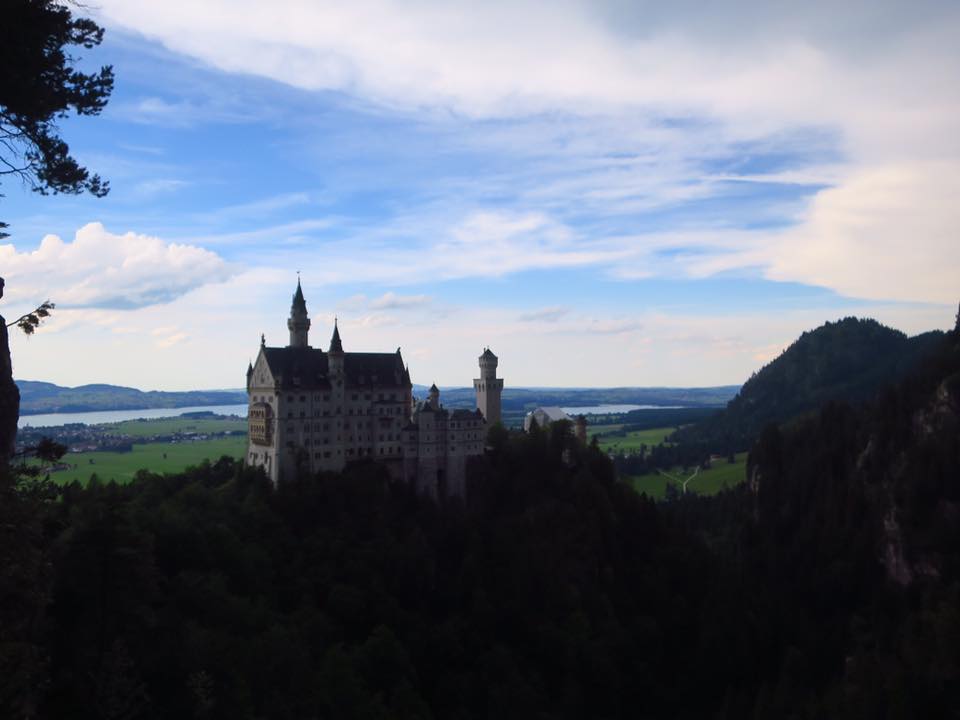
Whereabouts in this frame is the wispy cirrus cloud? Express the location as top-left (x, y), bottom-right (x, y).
top-left (93, 0), bottom-right (960, 307)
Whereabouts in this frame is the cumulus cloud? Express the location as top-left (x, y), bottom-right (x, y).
top-left (0, 222), bottom-right (236, 309)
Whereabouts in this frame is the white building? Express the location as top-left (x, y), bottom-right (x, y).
top-left (246, 281), bottom-right (502, 496)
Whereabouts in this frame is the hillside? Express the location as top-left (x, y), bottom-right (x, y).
top-left (673, 317), bottom-right (944, 451)
top-left (414, 384), bottom-right (738, 410)
top-left (15, 380), bottom-right (247, 415)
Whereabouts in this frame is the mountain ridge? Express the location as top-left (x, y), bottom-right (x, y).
top-left (16, 379), bottom-right (739, 416)
top-left (673, 316), bottom-right (945, 451)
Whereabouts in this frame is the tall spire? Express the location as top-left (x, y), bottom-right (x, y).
top-left (292, 276), bottom-right (306, 313)
top-left (329, 318), bottom-right (343, 354)
top-left (287, 277), bottom-right (311, 347)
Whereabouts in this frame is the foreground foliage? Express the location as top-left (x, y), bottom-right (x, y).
top-left (2, 329), bottom-right (959, 718)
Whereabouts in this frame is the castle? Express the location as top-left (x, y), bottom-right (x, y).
top-left (246, 281), bottom-right (502, 496)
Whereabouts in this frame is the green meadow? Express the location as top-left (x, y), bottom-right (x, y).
top-left (626, 452), bottom-right (749, 500)
top-left (106, 416), bottom-right (247, 437)
top-left (590, 425), bottom-right (674, 453)
top-left (49, 437), bottom-right (247, 485)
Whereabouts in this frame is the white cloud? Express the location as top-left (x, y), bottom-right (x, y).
top-left (0, 222), bottom-right (236, 309)
top-left (94, 1), bottom-right (960, 305)
top-left (519, 307), bottom-right (570, 323)
top-left (766, 162), bottom-right (960, 304)
top-left (369, 292), bottom-right (431, 310)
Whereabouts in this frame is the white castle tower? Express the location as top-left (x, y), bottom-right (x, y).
top-left (474, 348), bottom-right (503, 424)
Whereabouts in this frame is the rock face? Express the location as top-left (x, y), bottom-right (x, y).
top-left (0, 278), bottom-right (20, 464)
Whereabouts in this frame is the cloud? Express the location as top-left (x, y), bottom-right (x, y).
top-left (0, 222), bottom-right (236, 309)
top-left (92, 1), bottom-right (960, 305)
top-left (766, 162), bottom-right (960, 304)
top-left (130, 178), bottom-right (189, 198)
top-left (519, 307), bottom-right (571, 322)
top-left (369, 292), bottom-right (431, 310)
top-left (155, 331), bottom-right (189, 348)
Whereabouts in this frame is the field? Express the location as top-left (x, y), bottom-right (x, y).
top-left (626, 452), bottom-right (748, 500)
top-left (590, 425), bottom-right (674, 452)
top-left (49, 437), bottom-right (247, 485)
top-left (107, 415), bottom-right (247, 437)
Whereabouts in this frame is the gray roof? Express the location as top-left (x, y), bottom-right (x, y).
top-left (291, 280), bottom-right (307, 314)
top-left (261, 346), bottom-right (410, 390)
top-left (530, 406), bottom-right (572, 422)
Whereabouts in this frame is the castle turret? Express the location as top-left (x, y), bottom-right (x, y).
top-left (328, 319), bottom-right (344, 376)
top-left (287, 279), bottom-right (311, 348)
top-left (429, 383), bottom-right (440, 410)
top-left (474, 347), bottom-right (503, 424)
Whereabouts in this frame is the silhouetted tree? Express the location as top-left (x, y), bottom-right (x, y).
top-left (1, 0), bottom-right (114, 237)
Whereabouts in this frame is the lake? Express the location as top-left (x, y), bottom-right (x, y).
top-left (559, 404), bottom-right (680, 415)
top-left (19, 402), bottom-right (679, 428)
top-left (18, 403), bottom-right (249, 428)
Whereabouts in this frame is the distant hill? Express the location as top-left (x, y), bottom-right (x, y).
top-left (16, 380), bottom-right (247, 415)
top-left (413, 385), bottom-right (738, 410)
top-left (17, 379), bottom-right (737, 418)
top-left (673, 317), bottom-right (945, 451)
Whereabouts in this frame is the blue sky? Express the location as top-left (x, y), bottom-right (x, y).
top-left (2, 1), bottom-right (958, 390)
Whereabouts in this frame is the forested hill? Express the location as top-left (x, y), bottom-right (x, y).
top-left (673, 317), bottom-right (944, 452)
top-left (15, 380), bottom-right (247, 415)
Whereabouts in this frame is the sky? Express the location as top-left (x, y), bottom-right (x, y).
top-left (2, 0), bottom-right (958, 391)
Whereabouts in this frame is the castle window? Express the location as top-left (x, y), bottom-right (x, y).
top-left (287, 411), bottom-right (293, 418)
top-left (287, 395), bottom-right (293, 401)
top-left (351, 394), bottom-right (358, 401)
top-left (299, 395), bottom-right (305, 401)
top-left (324, 451), bottom-right (331, 458)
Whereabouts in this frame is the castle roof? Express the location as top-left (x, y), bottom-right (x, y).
top-left (529, 406), bottom-right (572, 423)
top-left (260, 346), bottom-right (409, 390)
top-left (291, 279), bottom-right (307, 314)
top-left (329, 320), bottom-right (343, 354)
top-left (480, 348), bottom-right (497, 360)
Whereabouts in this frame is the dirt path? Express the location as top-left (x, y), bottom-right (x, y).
top-left (658, 467), bottom-right (700, 494)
